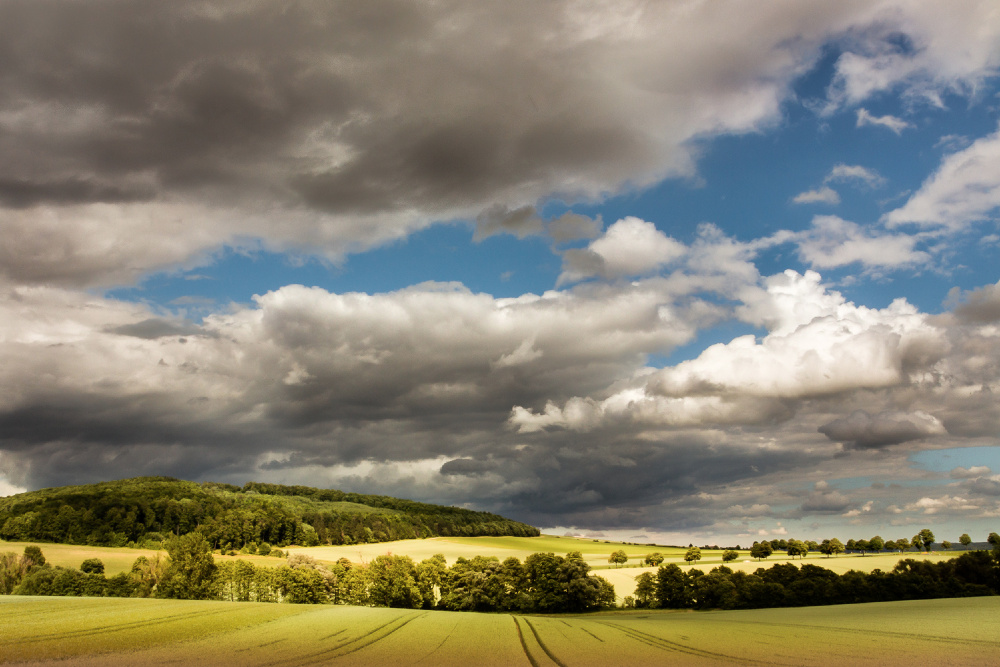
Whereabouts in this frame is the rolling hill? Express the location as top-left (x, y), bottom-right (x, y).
top-left (0, 477), bottom-right (539, 550)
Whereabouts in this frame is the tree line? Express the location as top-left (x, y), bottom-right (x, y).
top-left (0, 535), bottom-right (614, 614)
top-left (746, 528), bottom-right (966, 560)
top-left (0, 477), bottom-right (539, 550)
top-left (629, 533), bottom-right (1000, 610)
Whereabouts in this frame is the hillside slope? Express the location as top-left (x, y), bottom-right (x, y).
top-left (0, 477), bottom-right (539, 549)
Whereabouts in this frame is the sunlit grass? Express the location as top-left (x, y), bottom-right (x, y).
top-left (2, 596), bottom-right (997, 666)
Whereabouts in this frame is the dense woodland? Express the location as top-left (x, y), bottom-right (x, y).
top-left (0, 477), bottom-right (539, 549)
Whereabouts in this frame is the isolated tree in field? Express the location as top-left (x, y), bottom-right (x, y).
top-left (895, 537), bottom-right (910, 552)
top-left (988, 532), bottom-right (1000, 548)
top-left (959, 534), bottom-right (972, 548)
top-left (644, 552), bottom-right (664, 567)
top-left (911, 534), bottom-right (923, 552)
top-left (869, 536), bottom-right (884, 553)
top-left (684, 547), bottom-right (701, 563)
top-left (608, 550), bottom-right (628, 568)
top-left (750, 542), bottom-right (773, 560)
top-left (722, 550), bottom-right (739, 563)
top-left (919, 529), bottom-right (935, 552)
top-left (941, 541), bottom-right (952, 550)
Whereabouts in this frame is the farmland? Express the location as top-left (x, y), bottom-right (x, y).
top-left (2, 536), bottom-right (961, 602)
top-left (2, 595), bottom-right (998, 665)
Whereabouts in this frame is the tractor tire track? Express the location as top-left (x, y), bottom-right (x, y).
top-left (12, 607), bottom-right (233, 644)
top-left (256, 614), bottom-right (411, 667)
top-left (718, 618), bottom-right (1000, 648)
top-left (513, 617), bottom-right (540, 667)
top-left (598, 621), bottom-right (789, 665)
top-left (523, 618), bottom-right (568, 667)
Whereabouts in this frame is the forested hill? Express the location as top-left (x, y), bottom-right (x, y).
top-left (0, 477), bottom-right (540, 549)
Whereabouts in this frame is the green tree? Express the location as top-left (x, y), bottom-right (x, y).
top-left (80, 558), bottom-right (105, 575)
top-left (644, 552), bottom-right (664, 567)
top-left (722, 549), bottom-right (740, 563)
top-left (869, 536), bottom-right (884, 553)
top-left (750, 542), bottom-right (773, 560)
top-left (633, 572), bottom-right (657, 608)
top-left (919, 529), bottom-right (935, 552)
top-left (157, 532), bottom-right (218, 600)
top-left (959, 533), bottom-right (972, 548)
top-left (367, 555), bottom-right (424, 608)
top-left (684, 546), bottom-right (702, 563)
top-left (22, 546), bottom-right (45, 568)
top-left (608, 549), bottom-right (628, 568)
top-left (911, 534), bottom-right (924, 552)
top-left (941, 541), bottom-right (952, 550)
top-left (895, 537), bottom-right (910, 552)
top-left (786, 540), bottom-right (808, 559)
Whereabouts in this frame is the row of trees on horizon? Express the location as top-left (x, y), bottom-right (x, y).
top-left (3, 532), bottom-right (999, 614)
top-left (605, 529), bottom-right (995, 568)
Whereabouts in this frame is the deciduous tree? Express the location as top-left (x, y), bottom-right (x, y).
top-left (608, 549), bottom-right (628, 568)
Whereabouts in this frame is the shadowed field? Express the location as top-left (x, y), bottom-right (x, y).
top-left (2, 595), bottom-right (998, 666)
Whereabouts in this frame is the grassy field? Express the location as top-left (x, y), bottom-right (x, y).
top-left (3, 536), bottom-right (963, 602)
top-left (0, 540), bottom-right (286, 575)
top-left (2, 595), bottom-right (997, 666)
top-left (286, 534), bottom-right (692, 569)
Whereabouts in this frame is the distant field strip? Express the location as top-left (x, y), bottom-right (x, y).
top-left (3, 596), bottom-right (999, 666)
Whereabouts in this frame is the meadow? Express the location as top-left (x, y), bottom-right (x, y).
top-left (2, 595), bottom-right (997, 666)
top-left (2, 536), bottom-right (959, 602)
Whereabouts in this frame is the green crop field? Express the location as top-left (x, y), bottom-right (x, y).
top-left (2, 595), bottom-right (997, 665)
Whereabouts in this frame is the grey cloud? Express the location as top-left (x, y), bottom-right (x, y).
top-left (966, 477), bottom-right (1000, 496)
top-left (6, 1), bottom-right (985, 286)
top-left (950, 281), bottom-right (1000, 324)
top-left (818, 410), bottom-right (945, 449)
top-left (800, 488), bottom-right (852, 513)
top-left (547, 212), bottom-right (603, 242)
top-left (440, 458), bottom-right (498, 477)
top-left (474, 205), bottom-right (545, 240)
top-left (107, 318), bottom-right (208, 339)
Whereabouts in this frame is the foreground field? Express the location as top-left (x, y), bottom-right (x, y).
top-left (2, 595), bottom-right (998, 666)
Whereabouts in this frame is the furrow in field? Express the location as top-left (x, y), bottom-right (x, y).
top-left (522, 619), bottom-right (568, 667)
top-left (254, 613), bottom-right (410, 667)
top-left (319, 611), bottom-right (427, 660)
top-left (9, 607), bottom-right (233, 644)
top-left (410, 617), bottom-right (459, 665)
top-left (513, 616), bottom-right (541, 667)
top-left (719, 618), bottom-right (1000, 648)
top-left (597, 621), bottom-right (788, 665)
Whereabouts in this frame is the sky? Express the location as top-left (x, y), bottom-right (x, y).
top-left (2, 0), bottom-right (1000, 546)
